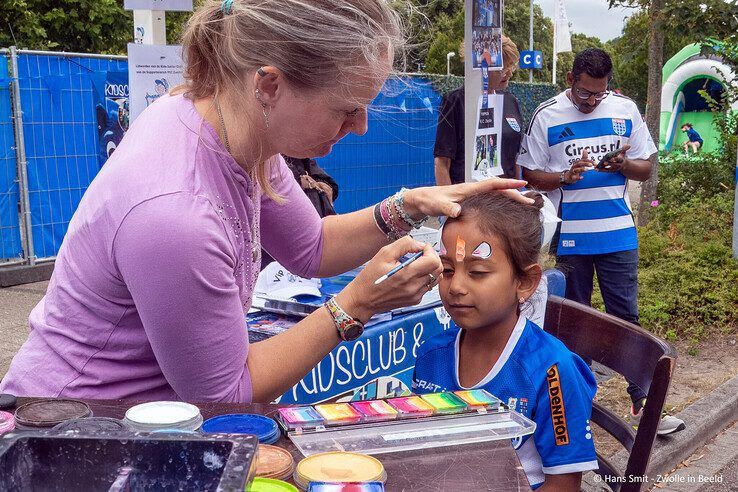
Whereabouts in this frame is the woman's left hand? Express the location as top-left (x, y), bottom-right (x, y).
top-left (403, 178), bottom-right (531, 219)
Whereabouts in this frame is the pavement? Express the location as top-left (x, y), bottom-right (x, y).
top-left (1, 280), bottom-right (737, 492)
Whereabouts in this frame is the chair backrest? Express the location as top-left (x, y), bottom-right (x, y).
top-left (544, 296), bottom-right (676, 492)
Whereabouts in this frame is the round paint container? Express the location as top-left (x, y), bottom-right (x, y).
top-left (201, 414), bottom-right (279, 444)
top-left (255, 444), bottom-right (295, 480)
top-left (14, 399), bottom-right (92, 429)
top-left (0, 411), bottom-right (15, 434)
top-left (53, 417), bottom-right (130, 433)
top-left (293, 452), bottom-right (386, 490)
top-left (246, 477), bottom-right (298, 492)
top-left (123, 401), bottom-right (202, 432)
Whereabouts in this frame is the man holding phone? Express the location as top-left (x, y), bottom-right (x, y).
top-left (519, 48), bottom-right (685, 436)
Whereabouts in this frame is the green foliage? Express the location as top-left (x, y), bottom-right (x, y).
top-left (636, 152), bottom-right (738, 340)
top-left (1, 0), bottom-right (196, 54)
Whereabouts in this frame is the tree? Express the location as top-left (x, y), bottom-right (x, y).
top-left (1, 0), bottom-right (194, 54)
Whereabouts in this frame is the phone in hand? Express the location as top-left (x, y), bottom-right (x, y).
top-left (597, 146), bottom-right (623, 170)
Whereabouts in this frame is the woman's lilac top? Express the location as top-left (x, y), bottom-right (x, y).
top-left (0, 94), bottom-right (325, 402)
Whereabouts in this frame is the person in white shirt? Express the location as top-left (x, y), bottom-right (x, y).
top-left (518, 48), bottom-right (685, 436)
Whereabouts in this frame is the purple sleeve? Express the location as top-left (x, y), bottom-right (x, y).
top-left (113, 192), bottom-right (252, 403)
top-left (260, 155), bottom-right (325, 277)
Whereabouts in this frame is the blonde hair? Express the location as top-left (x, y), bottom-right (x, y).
top-left (501, 35), bottom-right (519, 73)
top-left (177, 0), bottom-right (404, 200)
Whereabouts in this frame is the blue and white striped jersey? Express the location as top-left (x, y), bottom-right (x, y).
top-left (518, 91), bottom-right (657, 255)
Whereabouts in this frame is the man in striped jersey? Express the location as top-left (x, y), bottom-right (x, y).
top-left (519, 48), bottom-right (685, 436)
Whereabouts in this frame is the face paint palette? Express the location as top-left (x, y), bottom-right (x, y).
top-left (419, 392), bottom-right (468, 414)
top-left (277, 391), bottom-right (535, 458)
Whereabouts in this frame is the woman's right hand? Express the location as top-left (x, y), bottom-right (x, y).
top-left (334, 236), bottom-right (443, 323)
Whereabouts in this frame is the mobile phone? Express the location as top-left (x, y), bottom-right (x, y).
top-left (597, 146), bottom-right (622, 170)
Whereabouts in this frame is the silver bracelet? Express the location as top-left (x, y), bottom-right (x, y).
top-left (395, 188), bottom-right (429, 229)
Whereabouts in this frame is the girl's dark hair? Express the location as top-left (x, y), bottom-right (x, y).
top-left (447, 191), bottom-right (544, 280)
top-left (682, 122), bottom-right (693, 128)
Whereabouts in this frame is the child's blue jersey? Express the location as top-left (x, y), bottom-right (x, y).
top-left (412, 316), bottom-right (598, 489)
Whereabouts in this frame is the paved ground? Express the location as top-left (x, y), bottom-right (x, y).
top-left (0, 281), bottom-right (47, 377)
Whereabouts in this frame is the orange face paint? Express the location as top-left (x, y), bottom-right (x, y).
top-left (455, 235), bottom-right (466, 263)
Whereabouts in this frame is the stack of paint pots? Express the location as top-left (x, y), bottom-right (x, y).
top-left (13, 399), bottom-right (92, 430)
top-left (201, 414), bottom-right (280, 444)
top-left (254, 444), bottom-right (295, 481)
top-left (123, 401), bottom-right (203, 432)
top-left (293, 452), bottom-right (387, 490)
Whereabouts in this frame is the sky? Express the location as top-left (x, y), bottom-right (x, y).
top-left (536, 0), bottom-right (638, 42)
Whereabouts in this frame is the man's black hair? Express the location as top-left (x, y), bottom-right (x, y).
top-left (572, 48), bottom-right (613, 81)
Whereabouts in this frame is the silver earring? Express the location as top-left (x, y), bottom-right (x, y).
top-left (519, 297), bottom-right (525, 304)
top-left (254, 89), bottom-right (270, 128)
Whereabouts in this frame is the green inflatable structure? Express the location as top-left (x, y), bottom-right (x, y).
top-left (659, 43), bottom-right (737, 153)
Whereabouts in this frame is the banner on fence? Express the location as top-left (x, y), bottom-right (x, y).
top-left (91, 71), bottom-right (129, 166)
top-left (127, 43), bottom-right (184, 122)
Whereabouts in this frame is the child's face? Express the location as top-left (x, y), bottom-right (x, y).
top-left (438, 219), bottom-right (520, 331)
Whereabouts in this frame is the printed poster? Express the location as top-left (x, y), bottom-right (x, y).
top-left (91, 71), bottom-right (129, 166)
top-left (124, 0), bottom-right (193, 11)
top-left (472, 93), bottom-right (504, 181)
top-left (471, 0), bottom-right (503, 70)
top-left (127, 43), bottom-right (184, 122)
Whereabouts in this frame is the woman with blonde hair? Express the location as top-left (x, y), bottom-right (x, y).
top-left (1, 0), bottom-right (529, 403)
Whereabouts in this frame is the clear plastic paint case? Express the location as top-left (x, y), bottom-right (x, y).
top-left (287, 410), bottom-right (536, 457)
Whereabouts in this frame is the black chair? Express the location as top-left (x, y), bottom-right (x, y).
top-left (543, 296), bottom-right (677, 492)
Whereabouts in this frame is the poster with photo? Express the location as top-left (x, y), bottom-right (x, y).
top-left (471, 0), bottom-right (503, 70)
top-left (127, 43), bottom-right (184, 121)
top-left (472, 94), bottom-right (504, 181)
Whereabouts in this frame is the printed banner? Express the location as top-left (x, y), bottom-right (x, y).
top-left (472, 93), bottom-right (504, 180)
top-left (92, 71), bottom-right (129, 166)
top-left (127, 43), bottom-right (184, 122)
top-left (471, 0), bottom-right (503, 70)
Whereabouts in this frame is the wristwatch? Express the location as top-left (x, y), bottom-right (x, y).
top-left (559, 171), bottom-right (569, 185)
top-left (325, 297), bottom-right (365, 342)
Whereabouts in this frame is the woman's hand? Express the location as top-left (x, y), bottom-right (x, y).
top-left (402, 178), bottom-right (531, 219)
top-left (334, 236), bottom-right (442, 322)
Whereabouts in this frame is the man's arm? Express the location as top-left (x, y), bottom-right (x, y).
top-left (434, 156), bottom-right (452, 186)
top-left (523, 149), bottom-right (594, 191)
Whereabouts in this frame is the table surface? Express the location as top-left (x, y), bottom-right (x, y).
top-left (7, 398), bottom-right (531, 491)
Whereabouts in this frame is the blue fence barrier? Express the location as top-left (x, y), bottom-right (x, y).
top-left (15, 53), bottom-right (127, 259)
top-left (0, 50), bottom-right (556, 260)
top-left (0, 55), bottom-right (22, 262)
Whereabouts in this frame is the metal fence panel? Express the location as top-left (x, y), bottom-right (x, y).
top-left (16, 53), bottom-right (127, 259)
top-left (318, 77), bottom-right (441, 213)
top-left (0, 54), bottom-right (23, 262)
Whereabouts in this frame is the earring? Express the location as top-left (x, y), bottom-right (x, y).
top-left (254, 89), bottom-right (271, 128)
top-left (518, 297), bottom-right (525, 304)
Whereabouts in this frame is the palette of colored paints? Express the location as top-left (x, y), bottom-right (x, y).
top-left (277, 390), bottom-right (502, 432)
top-left (277, 390), bottom-right (536, 457)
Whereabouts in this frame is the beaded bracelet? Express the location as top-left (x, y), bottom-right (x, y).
top-left (394, 188), bottom-right (429, 229)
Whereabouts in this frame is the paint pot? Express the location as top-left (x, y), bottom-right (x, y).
top-left (14, 399), bottom-right (92, 429)
top-left (306, 482), bottom-right (385, 492)
top-left (294, 452), bottom-right (386, 491)
top-left (246, 477), bottom-right (299, 492)
top-left (255, 444), bottom-right (295, 480)
top-left (201, 414), bottom-right (280, 444)
top-left (123, 401), bottom-right (202, 432)
top-left (0, 410), bottom-right (15, 434)
top-left (53, 417), bottom-right (130, 433)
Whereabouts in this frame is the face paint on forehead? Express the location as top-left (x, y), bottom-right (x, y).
top-left (456, 235), bottom-right (466, 263)
top-left (471, 242), bottom-right (492, 259)
top-left (438, 225), bottom-right (447, 255)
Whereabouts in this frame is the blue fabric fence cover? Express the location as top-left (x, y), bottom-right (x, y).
top-left (16, 53), bottom-right (127, 259)
top-left (317, 77), bottom-right (441, 213)
top-left (0, 55), bottom-right (23, 261)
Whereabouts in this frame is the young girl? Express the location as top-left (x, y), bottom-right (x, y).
top-left (413, 192), bottom-right (598, 491)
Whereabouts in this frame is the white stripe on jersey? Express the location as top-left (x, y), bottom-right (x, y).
top-left (563, 185), bottom-right (626, 203)
top-left (560, 214), bottom-right (634, 234)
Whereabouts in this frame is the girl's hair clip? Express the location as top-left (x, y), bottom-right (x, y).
top-left (221, 0), bottom-right (234, 15)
